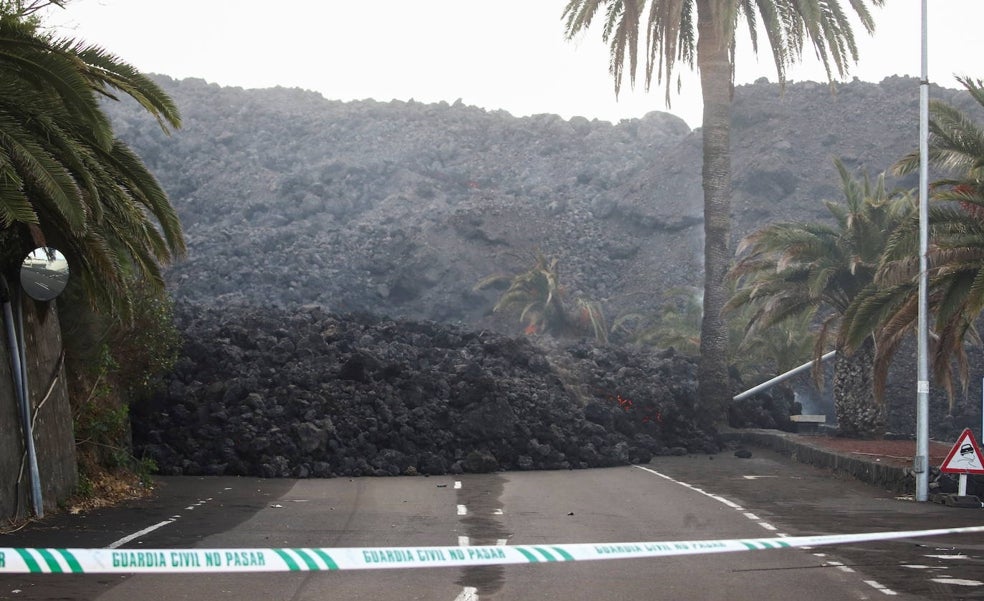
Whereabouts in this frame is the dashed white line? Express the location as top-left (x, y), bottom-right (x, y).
top-left (930, 577), bottom-right (984, 586)
top-left (635, 464), bottom-right (908, 596)
top-left (107, 519), bottom-right (176, 549)
top-left (825, 560), bottom-right (855, 574)
top-left (454, 586), bottom-right (478, 601)
top-left (109, 495), bottom-right (222, 549)
top-left (455, 481), bottom-right (477, 601)
top-left (864, 580), bottom-right (898, 595)
top-left (634, 466), bottom-right (744, 510)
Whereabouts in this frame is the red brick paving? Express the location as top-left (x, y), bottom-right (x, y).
top-left (798, 435), bottom-right (956, 468)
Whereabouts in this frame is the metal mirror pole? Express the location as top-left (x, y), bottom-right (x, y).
top-left (1, 276), bottom-right (43, 516)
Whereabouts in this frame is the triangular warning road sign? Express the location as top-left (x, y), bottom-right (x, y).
top-left (940, 428), bottom-right (984, 474)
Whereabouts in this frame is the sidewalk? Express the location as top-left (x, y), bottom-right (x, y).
top-left (720, 428), bottom-right (956, 495)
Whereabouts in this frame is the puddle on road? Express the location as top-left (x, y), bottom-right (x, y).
top-left (455, 473), bottom-right (511, 597)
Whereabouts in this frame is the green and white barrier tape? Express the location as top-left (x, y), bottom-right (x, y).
top-left (3, 525), bottom-right (982, 574)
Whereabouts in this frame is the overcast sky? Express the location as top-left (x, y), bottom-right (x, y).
top-left (42, 0), bottom-right (984, 129)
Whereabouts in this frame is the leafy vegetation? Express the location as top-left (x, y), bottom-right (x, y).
top-left (614, 285), bottom-right (815, 398)
top-left (481, 257), bottom-right (815, 415)
top-left (728, 159), bottom-right (915, 436)
top-left (846, 77), bottom-right (984, 414)
top-left (475, 250), bottom-right (608, 341)
top-left (0, 3), bottom-right (183, 317)
top-left (613, 288), bottom-right (702, 354)
top-left (59, 277), bottom-right (180, 489)
top-left (0, 2), bottom-right (184, 499)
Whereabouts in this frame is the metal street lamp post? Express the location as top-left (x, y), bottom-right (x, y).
top-left (915, 0), bottom-right (930, 502)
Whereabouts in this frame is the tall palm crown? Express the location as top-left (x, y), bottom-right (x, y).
top-left (728, 160), bottom-right (913, 434)
top-left (0, 9), bottom-right (183, 315)
top-left (728, 160), bottom-right (914, 354)
top-left (563, 0), bottom-right (884, 420)
top-left (846, 77), bottom-right (984, 410)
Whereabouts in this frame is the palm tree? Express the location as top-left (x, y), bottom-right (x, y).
top-left (612, 287), bottom-right (702, 352)
top-left (846, 77), bottom-right (984, 414)
top-left (475, 250), bottom-right (608, 340)
top-left (0, 9), bottom-right (183, 316)
top-left (727, 159), bottom-right (915, 436)
top-left (732, 308), bottom-right (815, 377)
top-left (563, 0), bottom-right (885, 421)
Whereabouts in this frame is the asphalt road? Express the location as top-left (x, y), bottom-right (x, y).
top-left (1, 447), bottom-right (982, 600)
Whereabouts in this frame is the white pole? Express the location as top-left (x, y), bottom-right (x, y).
top-left (915, 0), bottom-right (930, 502)
top-left (732, 351), bottom-right (837, 401)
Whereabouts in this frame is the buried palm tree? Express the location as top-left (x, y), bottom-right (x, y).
top-left (562, 0), bottom-right (886, 422)
top-left (732, 309), bottom-right (816, 380)
top-left (727, 159), bottom-right (915, 436)
top-left (612, 287), bottom-right (702, 352)
top-left (845, 77), bottom-right (984, 415)
top-left (612, 285), bottom-right (813, 388)
top-left (474, 250), bottom-right (607, 341)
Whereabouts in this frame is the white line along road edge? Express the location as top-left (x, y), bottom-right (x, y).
top-left (3, 525), bottom-right (983, 574)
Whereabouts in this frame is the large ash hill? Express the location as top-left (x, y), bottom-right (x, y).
top-left (102, 76), bottom-right (983, 476)
top-left (107, 75), bottom-right (977, 326)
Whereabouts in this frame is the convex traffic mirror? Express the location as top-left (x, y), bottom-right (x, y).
top-left (20, 247), bottom-right (69, 301)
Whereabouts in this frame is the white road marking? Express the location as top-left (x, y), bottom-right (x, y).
top-left (496, 539), bottom-right (508, 546)
top-left (458, 536), bottom-right (469, 547)
top-left (825, 560), bottom-right (855, 574)
top-left (107, 519), bottom-right (176, 549)
top-left (634, 466), bottom-right (744, 510)
top-left (493, 508), bottom-right (503, 515)
top-left (638, 467), bottom-right (784, 537)
top-left (457, 505), bottom-right (468, 516)
top-left (634, 464), bottom-right (893, 591)
top-left (454, 481), bottom-right (462, 489)
top-left (864, 580), bottom-right (898, 595)
top-left (742, 475), bottom-right (778, 480)
top-left (454, 586), bottom-right (478, 601)
top-left (930, 577), bottom-right (983, 586)
top-left (925, 554), bottom-right (970, 560)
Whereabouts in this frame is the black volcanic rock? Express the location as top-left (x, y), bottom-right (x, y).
top-left (132, 303), bottom-right (716, 477)
top-left (105, 74), bottom-right (984, 454)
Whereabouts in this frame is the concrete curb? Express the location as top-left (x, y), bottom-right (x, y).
top-left (721, 429), bottom-right (916, 494)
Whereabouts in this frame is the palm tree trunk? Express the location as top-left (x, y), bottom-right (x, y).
top-left (694, 1), bottom-right (734, 424)
top-left (833, 337), bottom-right (884, 437)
